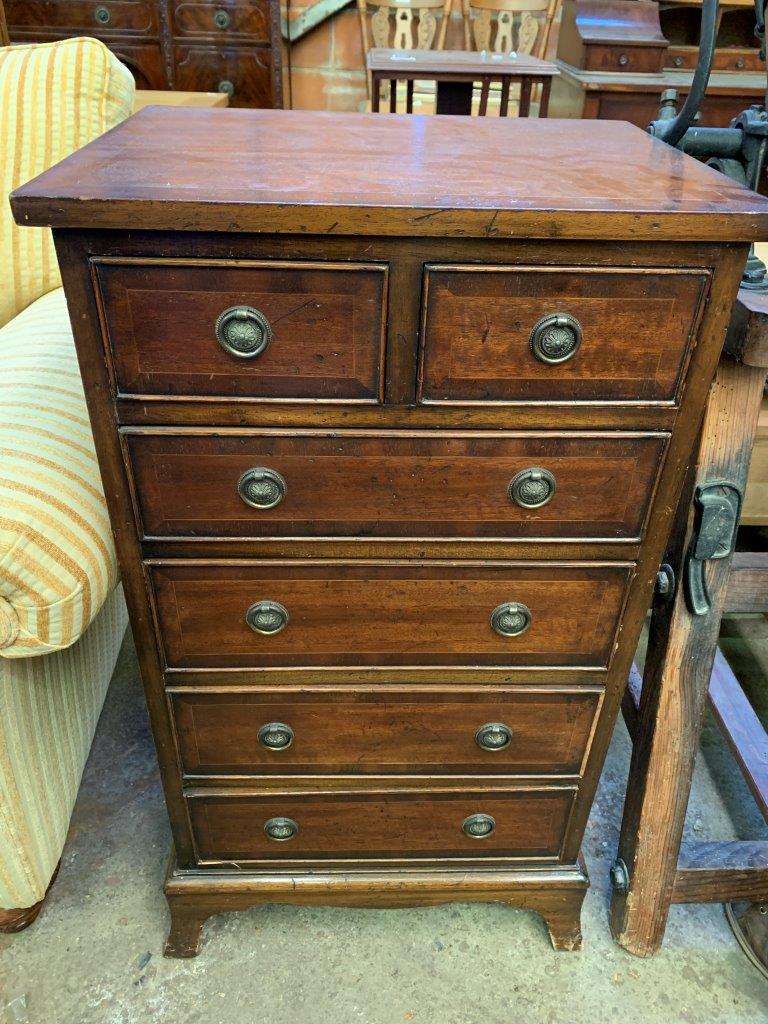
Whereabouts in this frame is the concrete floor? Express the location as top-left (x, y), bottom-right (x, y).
top-left (2, 621), bottom-right (768, 1024)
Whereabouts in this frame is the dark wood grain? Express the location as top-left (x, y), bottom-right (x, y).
top-left (419, 265), bottom-right (709, 404)
top-left (171, 0), bottom-right (272, 40)
top-left (186, 785), bottom-right (577, 861)
top-left (170, 686), bottom-right (603, 776)
top-left (125, 429), bottom-right (667, 541)
top-left (95, 259), bottom-right (387, 401)
top-left (163, 857), bottom-right (589, 956)
top-left (30, 108), bottom-right (757, 955)
top-left (672, 841), bottom-right (768, 903)
top-left (150, 560), bottom-right (632, 668)
top-left (13, 108), bottom-right (768, 240)
top-left (5, 0), bottom-right (283, 108)
top-left (708, 648), bottom-right (768, 821)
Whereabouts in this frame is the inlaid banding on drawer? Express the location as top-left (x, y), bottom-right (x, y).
top-left (150, 561), bottom-right (631, 668)
top-left (93, 259), bottom-right (387, 401)
top-left (126, 430), bottom-right (668, 541)
top-left (171, 687), bottom-right (603, 776)
top-left (187, 786), bottom-right (576, 861)
top-left (419, 264), bottom-right (710, 404)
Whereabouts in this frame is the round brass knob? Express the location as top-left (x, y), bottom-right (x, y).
top-left (618, 53), bottom-right (629, 66)
top-left (215, 305), bottom-right (270, 358)
top-left (508, 467), bottom-right (556, 509)
top-left (475, 722), bottom-right (513, 751)
top-left (94, 6), bottom-right (111, 24)
top-left (246, 600), bottom-right (289, 635)
top-left (214, 7), bottom-right (231, 28)
top-left (238, 468), bottom-right (286, 509)
top-left (490, 602), bottom-right (532, 638)
top-left (264, 816), bottom-right (299, 841)
top-left (217, 79), bottom-right (235, 97)
top-left (529, 313), bottom-right (582, 365)
top-left (258, 722), bottom-right (294, 750)
top-left (462, 813), bottom-right (496, 839)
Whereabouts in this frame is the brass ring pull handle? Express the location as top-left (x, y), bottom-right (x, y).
top-left (246, 600), bottom-right (289, 635)
top-left (529, 313), bottom-right (582, 365)
top-left (475, 722), bottom-right (513, 751)
top-left (508, 467), bottom-right (556, 509)
top-left (462, 813), bottom-right (496, 839)
top-left (264, 817), bottom-right (299, 841)
top-left (214, 7), bottom-right (231, 28)
top-left (258, 722), bottom-right (294, 750)
top-left (238, 467), bottom-right (287, 509)
top-left (215, 305), bottom-right (271, 358)
top-left (490, 602), bottom-right (532, 638)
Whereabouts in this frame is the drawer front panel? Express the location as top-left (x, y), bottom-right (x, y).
top-left (172, 44), bottom-right (275, 107)
top-left (171, 0), bottom-right (272, 39)
top-left (419, 265), bottom-right (710, 404)
top-left (583, 44), bottom-right (665, 73)
top-left (6, 0), bottom-right (158, 32)
top-left (188, 787), bottom-right (576, 861)
top-left (95, 260), bottom-right (386, 401)
top-left (128, 430), bottom-right (667, 541)
top-left (172, 689), bottom-right (602, 776)
top-left (151, 562), bottom-right (631, 668)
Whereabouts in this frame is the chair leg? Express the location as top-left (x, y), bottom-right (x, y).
top-left (0, 862), bottom-right (60, 933)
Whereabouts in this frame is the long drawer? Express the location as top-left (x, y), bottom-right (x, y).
top-left (127, 430), bottom-right (667, 541)
top-left (150, 561), bottom-right (631, 668)
top-left (93, 259), bottom-right (387, 401)
top-left (187, 785), bottom-right (577, 861)
top-left (171, 687), bottom-right (603, 776)
top-left (419, 264), bottom-right (710, 404)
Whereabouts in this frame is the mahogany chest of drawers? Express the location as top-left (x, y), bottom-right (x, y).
top-left (5, 0), bottom-right (283, 107)
top-left (12, 106), bottom-right (768, 957)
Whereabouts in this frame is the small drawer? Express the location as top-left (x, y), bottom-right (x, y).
top-left (419, 265), bottom-right (710, 404)
top-left (172, 44), bottom-right (275, 106)
top-left (6, 0), bottom-right (158, 33)
top-left (150, 560), bottom-right (631, 669)
top-left (171, 688), bottom-right (603, 776)
top-left (583, 43), bottom-right (666, 73)
top-left (187, 785), bottom-right (577, 861)
top-left (126, 429), bottom-right (667, 542)
top-left (171, 0), bottom-right (272, 40)
top-left (94, 259), bottom-right (386, 401)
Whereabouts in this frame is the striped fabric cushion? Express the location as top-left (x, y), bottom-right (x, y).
top-left (0, 584), bottom-right (127, 907)
top-left (0, 288), bottom-right (119, 658)
top-left (0, 37), bottom-right (135, 327)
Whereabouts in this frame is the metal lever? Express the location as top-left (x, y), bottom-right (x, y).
top-left (684, 482), bottom-right (742, 616)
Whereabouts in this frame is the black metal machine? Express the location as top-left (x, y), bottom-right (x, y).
top-left (648, 0), bottom-right (768, 289)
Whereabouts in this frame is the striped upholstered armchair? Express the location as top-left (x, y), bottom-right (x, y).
top-left (0, 38), bottom-right (133, 930)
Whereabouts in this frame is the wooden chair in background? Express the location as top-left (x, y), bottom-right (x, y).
top-left (357, 0), bottom-right (453, 100)
top-left (462, 0), bottom-right (558, 60)
top-left (358, 0), bottom-right (453, 55)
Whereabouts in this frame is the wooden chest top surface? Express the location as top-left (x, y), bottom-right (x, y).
top-left (11, 106), bottom-right (768, 240)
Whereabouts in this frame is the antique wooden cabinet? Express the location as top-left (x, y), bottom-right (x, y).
top-left (553, 0), bottom-right (765, 127)
top-left (5, 0), bottom-right (283, 106)
top-left (12, 107), bottom-right (768, 956)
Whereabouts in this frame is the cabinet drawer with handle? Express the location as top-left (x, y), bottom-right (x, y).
top-left (171, 687), bottom-right (603, 776)
top-left (126, 429), bottom-right (667, 541)
top-left (187, 785), bottom-right (577, 862)
top-left (418, 264), bottom-right (710, 404)
top-left (93, 259), bottom-right (387, 401)
top-left (150, 560), bottom-right (631, 669)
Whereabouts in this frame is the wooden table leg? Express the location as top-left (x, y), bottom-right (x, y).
top-left (609, 357), bottom-right (767, 957)
top-left (435, 81), bottom-right (473, 116)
